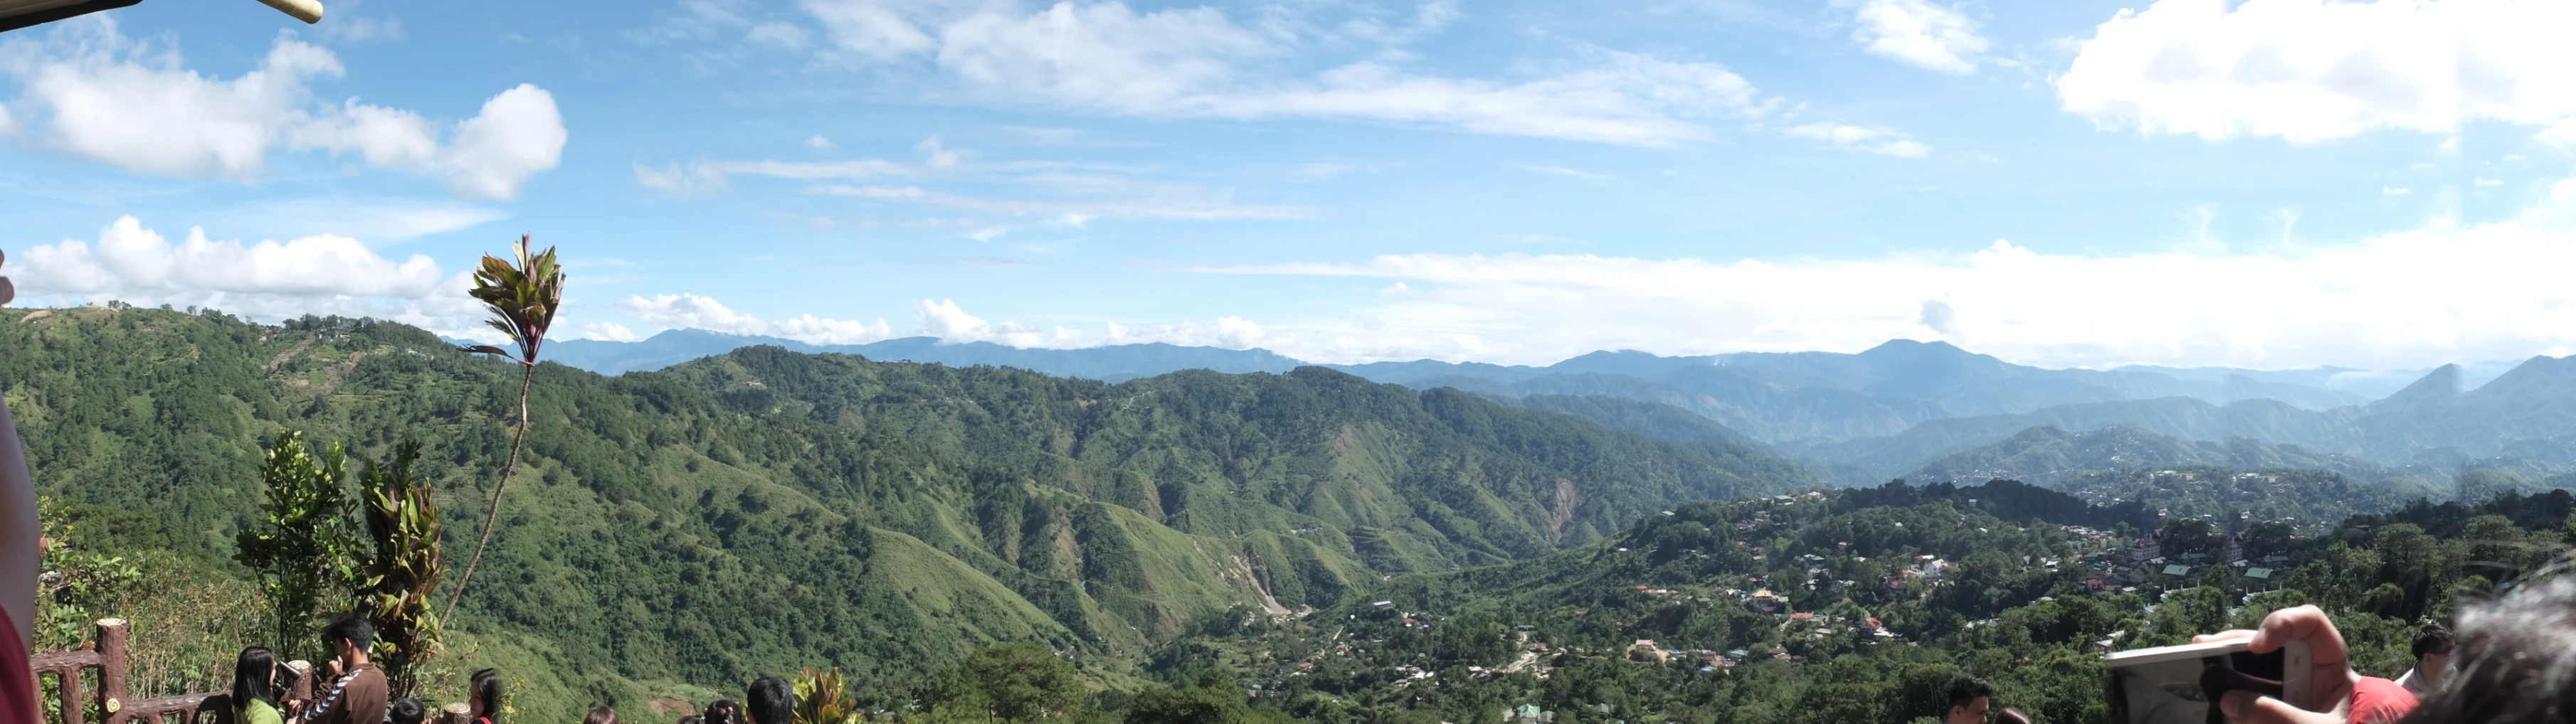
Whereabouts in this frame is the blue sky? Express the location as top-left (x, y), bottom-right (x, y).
top-left (4, 0), bottom-right (2575, 369)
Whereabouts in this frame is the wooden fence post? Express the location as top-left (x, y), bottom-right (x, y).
top-left (95, 619), bottom-right (127, 724)
top-left (440, 702), bottom-right (471, 724)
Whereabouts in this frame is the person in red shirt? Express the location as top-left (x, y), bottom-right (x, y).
top-left (2195, 605), bottom-right (2417, 724)
top-left (0, 253), bottom-right (38, 724)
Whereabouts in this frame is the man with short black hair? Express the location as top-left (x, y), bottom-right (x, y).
top-left (2397, 621), bottom-right (2454, 697)
top-left (746, 676), bottom-right (794, 724)
top-left (1945, 675), bottom-right (1993, 724)
top-left (298, 613), bottom-right (387, 724)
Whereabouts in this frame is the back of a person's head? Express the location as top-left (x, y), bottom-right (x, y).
top-left (704, 699), bottom-right (744, 724)
top-left (677, 718), bottom-right (704, 724)
top-left (232, 646), bottom-right (278, 709)
top-left (2414, 620), bottom-right (2457, 659)
top-left (1945, 675), bottom-right (1992, 710)
top-left (321, 612), bottom-right (376, 653)
top-left (583, 704), bottom-right (620, 724)
top-left (1996, 708), bottom-right (2034, 724)
top-left (388, 697), bottom-right (426, 724)
top-left (2402, 573), bottom-right (2576, 723)
top-left (470, 668), bottom-right (503, 723)
top-left (746, 676), bottom-right (795, 724)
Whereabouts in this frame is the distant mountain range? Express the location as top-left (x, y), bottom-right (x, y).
top-left (534, 329), bottom-right (2576, 486)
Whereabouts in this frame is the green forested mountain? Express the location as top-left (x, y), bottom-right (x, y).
top-left (1899, 425), bottom-right (2392, 486)
top-left (2, 306), bottom-right (1821, 718)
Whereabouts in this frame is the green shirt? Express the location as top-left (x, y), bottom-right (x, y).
top-left (241, 698), bottom-right (285, 724)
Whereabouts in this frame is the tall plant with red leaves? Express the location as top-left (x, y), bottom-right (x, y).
top-left (445, 234), bottom-right (562, 625)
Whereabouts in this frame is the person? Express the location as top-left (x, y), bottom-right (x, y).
top-left (677, 717), bottom-right (704, 724)
top-left (468, 668), bottom-right (503, 724)
top-left (2395, 622), bottom-right (2452, 698)
top-left (1997, 708), bottom-right (2034, 724)
top-left (2192, 604), bottom-right (2416, 724)
top-left (0, 251), bottom-right (41, 724)
top-left (232, 647), bottom-right (287, 724)
top-left (703, 699), bottom-right (744, 724)
top-left (387, 698), bottom-right (426, 724)
top-left (1945, 675), bottom-right (1993, 724)
top-left (2400, 573), bottom-right (2576, 723)
top-left (296, 613), bottom-right (389, 724)
top-left (746, 676), bottom-right (795, 724)
top-left (582, 705), bottom-right (621, 724)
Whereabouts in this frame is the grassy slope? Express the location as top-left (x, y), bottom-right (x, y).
top-left (1, 308), bottom-right (1821, 720)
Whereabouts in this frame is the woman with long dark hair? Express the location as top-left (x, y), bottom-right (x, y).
top-left (468, 669), bottom-right (503, 724)
top-left (232, 646), bottom-right (285, 724)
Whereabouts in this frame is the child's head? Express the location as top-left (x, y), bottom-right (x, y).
top-left (388, 698), bottom-right (426, 724)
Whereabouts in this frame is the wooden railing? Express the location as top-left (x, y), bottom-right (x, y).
top-left (30, 619), bottom-right (474, 724)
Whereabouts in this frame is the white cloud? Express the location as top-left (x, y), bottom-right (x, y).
top-left (0, 20), bottom-right (566, 198)
top-left (442, 84), bottom-right (568, 201)
top-left (637, 158), bottom-right (912, 195)
top-left (807, 183), bottom-right (1313, 220)
top-left (1516, 164), bottom-right (1623, 185)
top-left (579, 321), bottom-right (643, 342)
top-left (806, 134), bottom-right (837, 150)
top-left (610, 293), bottom-right (1279, 351)
top-left (615, 293), bottom-right (898, 345)
top-left (1787, 123), bottom-right (1933, 157)
top-left (798, 0), bottom-right (1761, 146)
top-left (2384, 186), bottom-right (2412, 195)
top-left (1849, 0), bottom-right (1990, 74)
top-left (1191, 186), bottom-right (2576, 368)
top-left (206, 197), bottom-right (506, 242)
top-left (2059, 0), bottom-right (2576, 142)
top-left (2476, 177), bottom-right (2503, 186)
top-left (9, 216), bottom-right (477, 329)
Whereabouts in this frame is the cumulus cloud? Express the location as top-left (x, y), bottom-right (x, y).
top-left (1193, 183), bottom-right (2576, 368)
top-left (2059, 0), bottom-right (2576, 142)
top-left (615, 293), bottom-right (898, 345)
top-left (9, 215), bottom-right (477, 328)
top-left (798, 0), bottom-right (1762, 146)
top-left (1786, 123), bottom-right (1932, 156)
top-left (1849, 0), bottom-right (1989, 74)
top-left (441, 85), bottom-right (569, 201)
top-left (0, 20), bottom-right (566, 198)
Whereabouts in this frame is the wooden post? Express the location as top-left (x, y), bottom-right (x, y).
top-left (95, 619), bottom-right (127, 724)
top-left (59, 648), bottom-right (85, 724)
top-left (440, 702), bottom-right (472, 724)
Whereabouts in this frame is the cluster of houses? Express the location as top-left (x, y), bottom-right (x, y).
top-left (2073, 526), bottom-right (2294, 594)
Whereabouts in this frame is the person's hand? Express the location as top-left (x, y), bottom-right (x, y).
top-left (2192, 605), bottom-right (2357, 724)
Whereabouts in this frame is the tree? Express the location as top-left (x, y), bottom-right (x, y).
top-left (1128, 671), bottom-right (1252, 724)
top-left (922, 644), bottom-right (1086, 723)
top-left (446, 234), bottom-right (564, 624)
top-left (235, 430), bottom-right (361, 661)
top-left (359, 441), bottom-right (442, 697)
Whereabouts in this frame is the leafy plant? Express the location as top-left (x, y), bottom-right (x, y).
top-left (361, 440), bottom-right (443, 698)
top-left (446, 234), bottom-right (564, 624)
top-left (233, 430), bottom-right (363, 662)
top-left (794, 667), bottom-right (865, 724)
top-left (33, 496), bottom-right (142, 649)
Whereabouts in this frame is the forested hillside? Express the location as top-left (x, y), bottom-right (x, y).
top-left (1169, 479), bottom-right (2576, 724)
top-left (1, 306), bottom-right (1821, 719)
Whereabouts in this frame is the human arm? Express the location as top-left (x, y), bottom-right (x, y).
top-left (2194, 605), bottom-right (2355, 724)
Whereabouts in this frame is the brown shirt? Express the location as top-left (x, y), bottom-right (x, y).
top-left (299, 663), bottom-right (388, 724)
